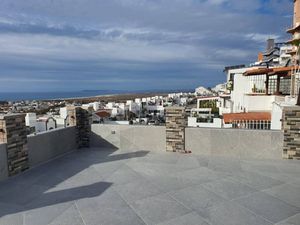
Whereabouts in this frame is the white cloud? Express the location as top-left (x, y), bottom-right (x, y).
top-left (0, 0), bottom-right (293, 91)
top-left (244, 33), bottom-right (281, 43)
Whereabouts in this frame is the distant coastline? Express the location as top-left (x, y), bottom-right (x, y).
top-left (0, 89), bottom-right (193, 101)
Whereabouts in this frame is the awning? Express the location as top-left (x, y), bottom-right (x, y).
top-left (244, 68), bottom-right (273, 76)
top-left (223, 112), bottom-right (271, 123)
top-left (287, 24), bottom-right (300, 34)
top-left (244, 66), bottom-right (300, 76)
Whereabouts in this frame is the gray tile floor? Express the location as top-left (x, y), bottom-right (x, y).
top-left (0, 148), bottom-right (300, 225)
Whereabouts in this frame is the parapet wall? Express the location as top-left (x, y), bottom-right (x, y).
top-left (186, 128), bottom-right (283, 160)
top-left (91, 124), bottom-right (166, 152)
top-left (28, 127), bottom-right (77, 167)
top-left (0, 143), bottom-right (8, 181)
top-left (91, 124), bottom-right (284, 160)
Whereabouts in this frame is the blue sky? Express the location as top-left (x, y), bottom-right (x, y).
top-left (0, 0), bottom-right (293, 92)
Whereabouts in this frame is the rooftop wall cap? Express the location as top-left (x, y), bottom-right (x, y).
top-left (282, 106), bottom-right (300, 110)
top-left (0, 113), bottom-right (26, 120)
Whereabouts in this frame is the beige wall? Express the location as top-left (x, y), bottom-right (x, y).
top-left (91, 124), bottom-right (284, 160)
top-left (91, 124), bottom-right (166, 153)
top-left (28, 127), bottom-right (77, 167)
top-left (186, 128), bottom-right (283, 160)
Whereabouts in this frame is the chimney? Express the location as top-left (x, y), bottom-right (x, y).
top-left (258, 52), bottom-right (263, 62)
top-left (294, 0), bottom-right (300, 26)
top-left (266, 39), bottom-right (275, 51)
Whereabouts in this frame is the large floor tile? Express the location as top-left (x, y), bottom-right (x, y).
top-left (169, 185), bottom-right (226, 214)
top-left (24, 202), bottom-right (73, 225)
top-left (46, 204), bottom-right (84, 225)
top-left (157, 212), bottom-right (210, 225)
top-left (263, 183), bottom-right (300, 208)
top-left (0, 184), bottom-right (46, 206)
top-left (127, 161), bottom-right (185, 178)
top-left (201, 178), bottom-right (257, 200)
top-left (208, 157), bottom-right (242, 174)
top-left (234, 191), bottom-right (300, 223)
top-left (175, 155), bottom-right (200, 169)
top-left (275, 213), bottom-right (300, 225)
top-left (0, 202), bottom-right (24, 225)
top-left (174, 167), bottom-right (225, 184)
top-left (229, 171), bottom-right (283, 191)
top-left (26, 181), bottom-right (112, 209)
top-left (76, 188), bottom-right (128, 211)
top-left (145, 174), bottom-right (200, 192)
top-left (79, 205), bottom-right (145, 225)
top-left (91, 160), bottom-right (123, 179)
top-left (130, 193), bottom-right (191, 225)
top-left (202, 201), bottom-right (272, 225)
top-left (104, 165), bottom-right (144, 185)
top-left (113, 178), bottom-right (163, 203)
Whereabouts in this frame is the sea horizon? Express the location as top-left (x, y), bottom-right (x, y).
top-left (0, 89), bottom-right (194, 101)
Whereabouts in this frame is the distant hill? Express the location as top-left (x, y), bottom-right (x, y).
top-left (195, 86), bottom-right (213, 96)
top-left (211, 83), bottom-right (226, 93)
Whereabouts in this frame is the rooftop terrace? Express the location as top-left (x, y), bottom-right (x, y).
top-left (0, 147), bottom-right (300, 225)
top-left (1, 108), bottom-right (300, 225)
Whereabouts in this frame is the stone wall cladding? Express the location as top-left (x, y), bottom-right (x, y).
top-left (0, 114), bottom-right (29, 176)
top-left (283, 106), bottom-right (300, 159)
top-left (165, 107), bottom-right (186, 152)
top-left (67, 106), bottom-right (92, 148)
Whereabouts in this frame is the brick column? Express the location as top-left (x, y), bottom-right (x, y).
top-left (165, 107), bottom-right (187, 152)
top-left (283, 106), bottom-right (300, 159)
top-left (0, 114), bottom-right (29, 176)
top-left (66, 106), bottom-right (92, 148)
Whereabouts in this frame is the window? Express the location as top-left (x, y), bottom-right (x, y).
top-left (232, 120), bottom-right (271, 130)
top-left (280, 77), bottom-right (291, 95)
top-left (248, 75), bottom-right (266, 94)
top-left (268, 75), bottom-right (277, 95)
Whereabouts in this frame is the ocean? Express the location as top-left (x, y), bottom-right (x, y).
top-left (0, 89), bottom-right (193, 101)
top-left (0, 90), bottom-right (126, 101)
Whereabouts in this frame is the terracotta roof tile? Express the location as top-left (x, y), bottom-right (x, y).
top-left (223, 112), bottom-right (271, 123)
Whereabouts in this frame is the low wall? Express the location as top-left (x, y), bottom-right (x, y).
top-left (0, 143), bottom-right (8, 181)
top-left (28, 127), bottom-right (77, 167)
top-left (186, 128), bottom-right (283, 160)
top-left (91, 124), bottom-right (166, 152)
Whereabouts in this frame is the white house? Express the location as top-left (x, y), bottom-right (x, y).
top-left (25, 113), bottom-right (37, 128)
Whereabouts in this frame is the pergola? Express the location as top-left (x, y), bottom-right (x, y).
top-left (243, 66), bottom-right (300, 95)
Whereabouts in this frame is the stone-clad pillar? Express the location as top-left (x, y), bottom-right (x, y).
top-left (283, 106), bottom-right (300, 159)
top-left (165, 107), bottom-right (187, 152)
top-left (66, 106), bottom-right (92, 148)
top-left (0, 114), bottom-right (29, 176)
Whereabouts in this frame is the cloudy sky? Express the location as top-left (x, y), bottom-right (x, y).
top-left (0, 0), bottom-right (293, 92)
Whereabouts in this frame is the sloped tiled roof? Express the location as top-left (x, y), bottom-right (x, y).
top-left (223, 112), bottom-right (271, 123)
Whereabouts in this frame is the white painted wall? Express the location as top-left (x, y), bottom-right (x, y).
top-left (271, 102), bottom-right (283, 130)
top-left (244, 95), bottom-right (276, 112)
top-left (25, 113), bottom-right (37, 128)
top-left (146, 105), bottom-right (165, 115)
top-left (231, 73), bottom-right (251, 113)
top-left (60, 107), bottom-right (68, 119)
top-left (36, 119), bottom-right (56, 133)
